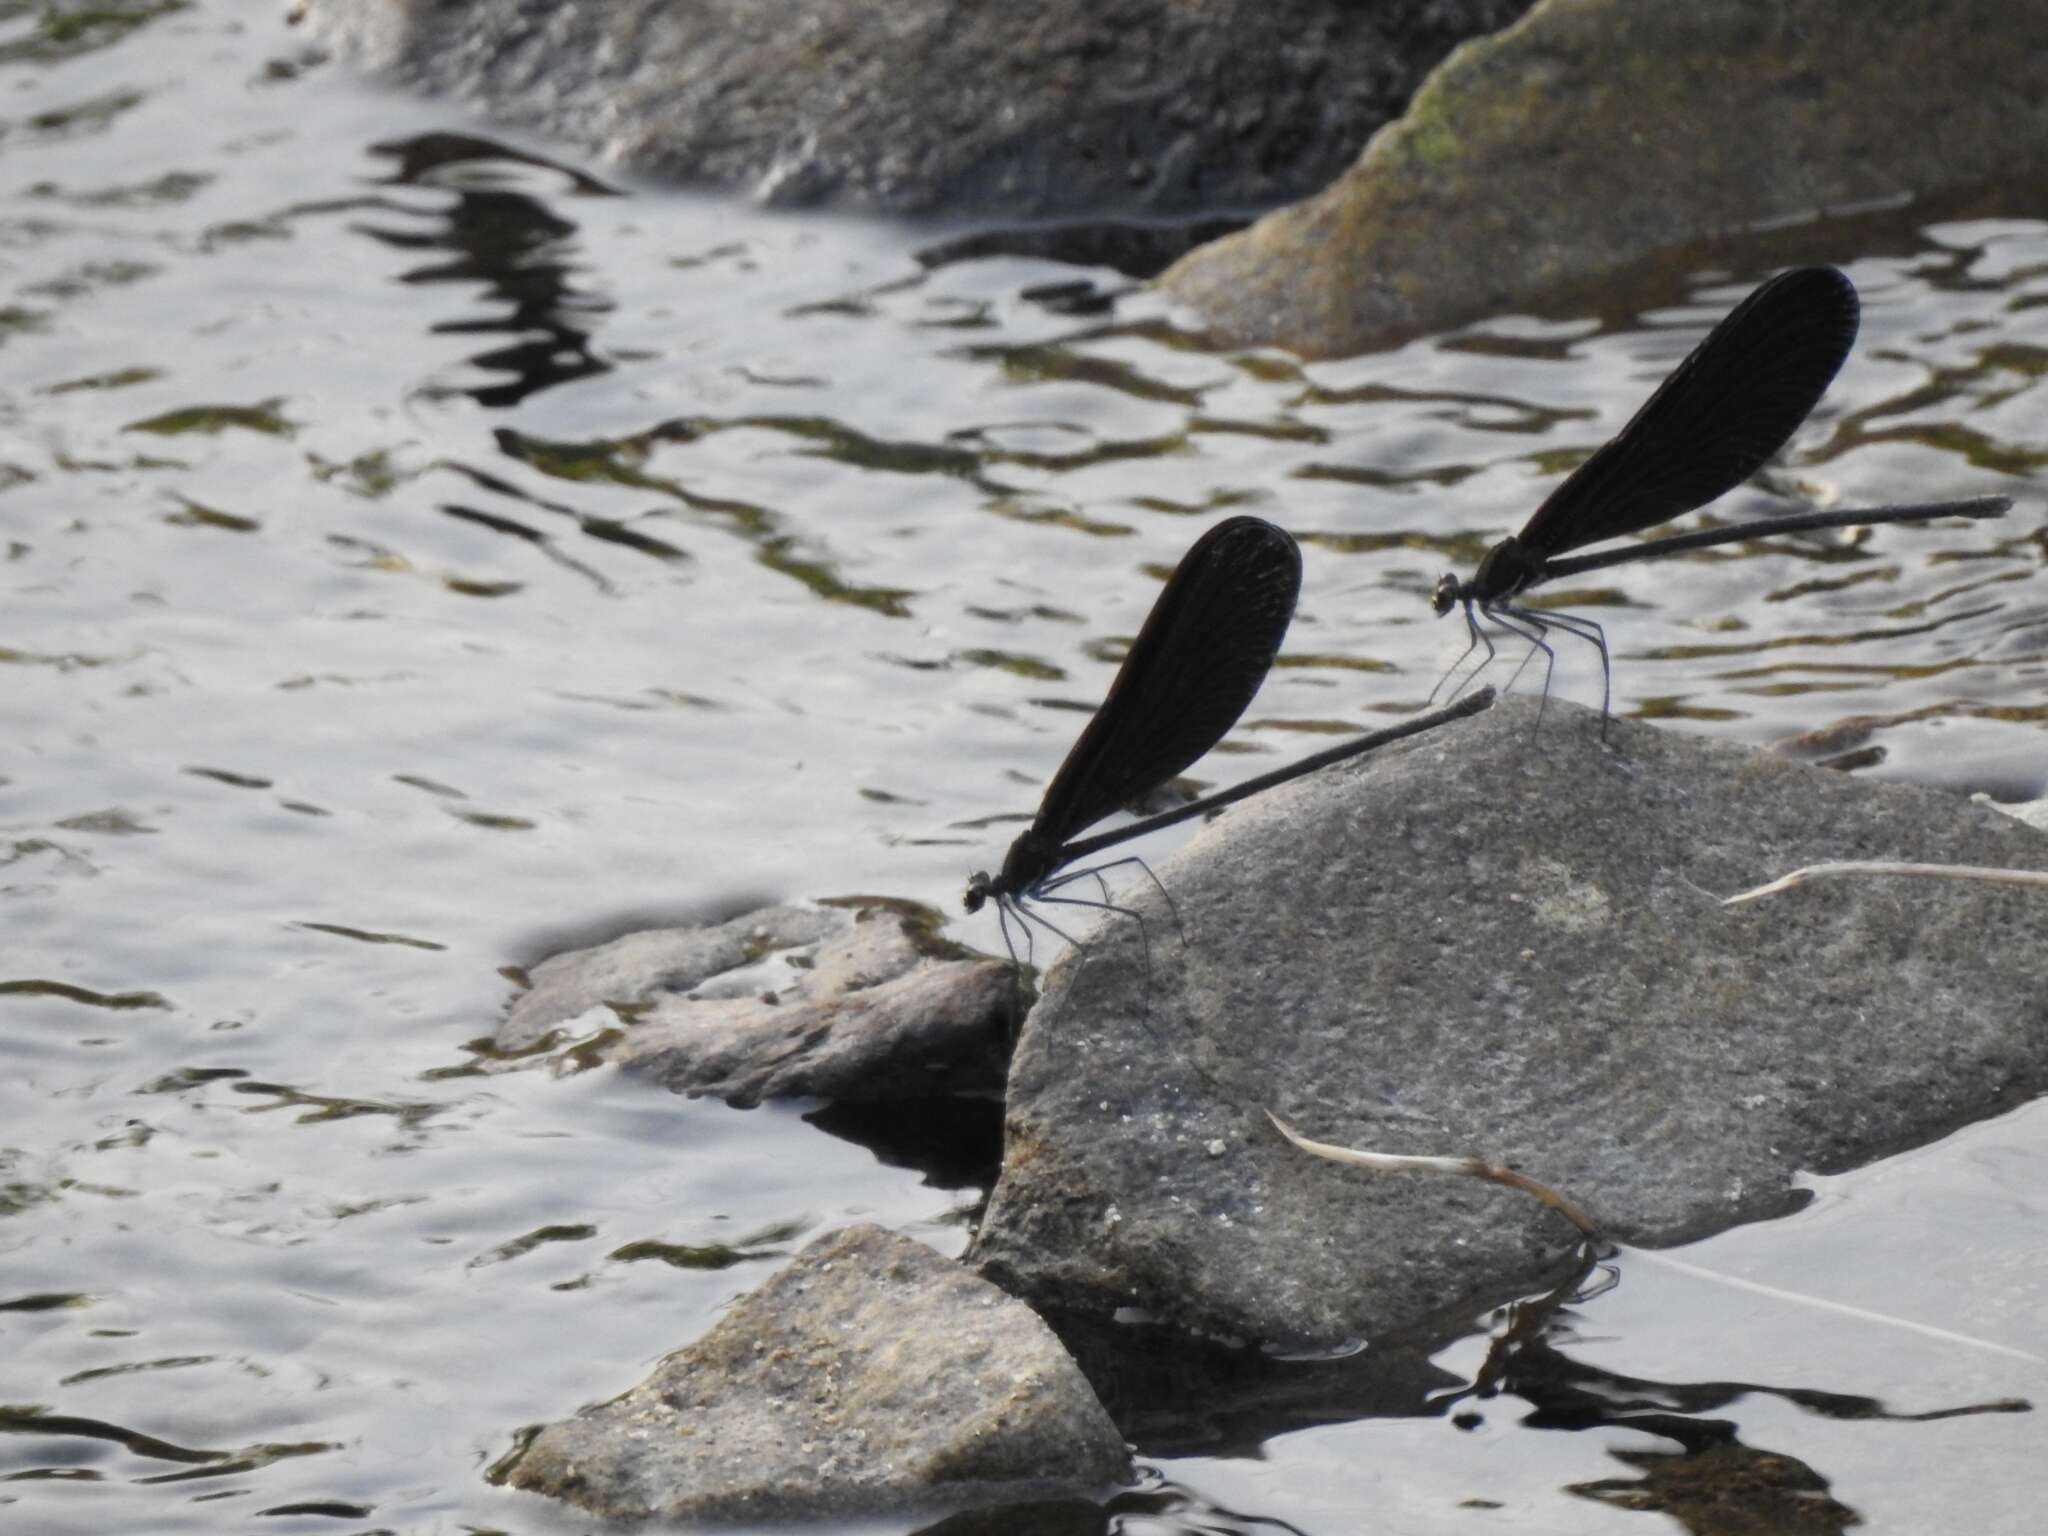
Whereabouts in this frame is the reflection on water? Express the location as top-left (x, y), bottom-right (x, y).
top-left (1442, 1262), bottom-right (2028, 1536)
top-left (360, 134), bottom-right (618, 408)
top-left (2, 2), bottom-right (2044, 1533)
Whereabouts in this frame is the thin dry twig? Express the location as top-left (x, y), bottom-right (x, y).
top-left (1722, 860), bottom-right (2048, 907)
top-left (1266, 1110), bottom-right (1602, 1238)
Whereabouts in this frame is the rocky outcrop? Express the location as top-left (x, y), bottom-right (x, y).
top-left (504, 1225), bottom-right (1130, 1520)
top-left (301, 0), bottom-right (1529, 216)
top-left (971, 695), bottom-right (2048, 1346)
top-left (499, 901), bottom-right (1013, 1105)
top-left (1161, 0), bottom-right (2048, 355)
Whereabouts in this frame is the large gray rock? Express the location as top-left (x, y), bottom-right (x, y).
top-left (499, 902), bottom-right (1012, 1105)
top-left (301, 0), bottom-right (1529, 216)
top-left (505, 1224), bottom-right (1130, 1521)
top-left (1161, 0), bottom-right (2048, 355)
top-left (970, 696), bottom-right (2048, 1347)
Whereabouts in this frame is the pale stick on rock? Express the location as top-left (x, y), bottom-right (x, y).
top-left (1722, 861), bottom-right (2048, 907)
top-left (1266, 1110), bottom-right (1603, 1239)
top-left (1271, 1109), bottom-right (2043, 1366)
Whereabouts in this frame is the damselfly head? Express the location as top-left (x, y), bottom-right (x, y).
top-left (962, 870), bottom-right (993, 914)
top-left (1431, 572), bottom-right (1461, 617)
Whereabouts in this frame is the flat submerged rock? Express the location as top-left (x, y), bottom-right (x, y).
top-left (971, 696), bottom-right (2048, 1347)
top-left (505, 1225), bottom-right (1130, 1520)
top-left (499, 901), bottom-right (1012, 1105)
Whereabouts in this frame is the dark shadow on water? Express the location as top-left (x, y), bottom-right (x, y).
top-left (915, 215), bottom-right (1251, 282)
top-left (1486, 1322), bottom-right (2025, 1535)
top-left (912, 1496), bottom-right (1110, 1536)
top-left (1057, 1309), bottom-right (1460, 1461)
top-left (804, 1095), bottom-right (1005, 1193)
top-left (941, 1252), bottom-right (2034, 1536)
top-left (914, 1486), bottom-right (1313, 1536)
top-left (367, 131), bottom-right (623, 198)
top-left (353, 132), bottom-right (616, 408)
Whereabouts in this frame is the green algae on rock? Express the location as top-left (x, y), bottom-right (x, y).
top-left (1161, 0), bottom-right (2048, 357)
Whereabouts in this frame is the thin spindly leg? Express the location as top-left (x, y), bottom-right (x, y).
top-left (1009, 897), bottom-right (1088, 956)
top-left (997, 897), bottom-right (1036, 971)
top-left (1035, 888), bottom-right (1234, 1097)
top-left (1429, 600), bottom-right (1498, 706)
top-left (1496, 603), bottom-right (1613, 728)
top-left (1020, 884), bottom-right (1233, 1097)
top-left (1004, 898), bottom-right (1096, 1057)
top-left (1497, 610), bottom-right (1556, 697)
top-left (1030, 889), bottom-right (1163, 1057)
top-left (1482, 604), bottom-right (1559, 728)
top-left (992, 898), bottom-right (1031, 1038)
top-left (1038, 854), bottom-right (1185, 944)
top-left (1530, 608), bottom-right (1612, 724)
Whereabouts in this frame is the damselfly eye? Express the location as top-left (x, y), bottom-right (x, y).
top-left (1431, 574), bottom-right (1459, 617)
top-left (963, 872), bottom-right (991, 913)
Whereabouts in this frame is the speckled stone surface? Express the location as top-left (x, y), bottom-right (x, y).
top-left (506, 1225), bottom-right (1130, 1520)
top-left (302, 0), bottom-right (1528, 216)
top-left (499, 901), bottom-right (1013, 1104)
top-left (972, 695), bottom-right (2048, 1346)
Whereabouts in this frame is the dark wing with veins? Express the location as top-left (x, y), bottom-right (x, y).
top-left (1514, 265), bottom-right (1859, 560)
top-left (1026, 515), bottom-right (1302, 848)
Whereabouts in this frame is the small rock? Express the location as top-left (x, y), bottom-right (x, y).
top-left (501, 904), bottom-right (841, 1047)
top-left (499, 901), bottom-right (1014, 1104)
top-left (504, 1225), bottom-right (1130, 1520)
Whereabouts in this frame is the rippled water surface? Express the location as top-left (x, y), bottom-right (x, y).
top-left (4, 4), bottom-right (2045, 1533)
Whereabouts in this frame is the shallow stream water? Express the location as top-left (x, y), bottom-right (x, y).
top-left (3, 5), bottom-right (2045, 1534)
